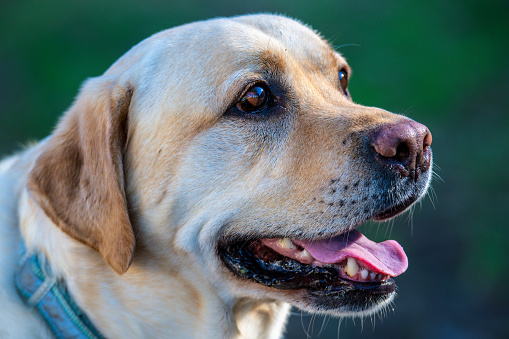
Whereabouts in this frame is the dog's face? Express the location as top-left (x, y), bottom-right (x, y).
top-left (28, 15), bottom-right (432, 318)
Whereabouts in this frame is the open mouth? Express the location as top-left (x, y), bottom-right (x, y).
top-left (219, 227), bottom-right (408, 312)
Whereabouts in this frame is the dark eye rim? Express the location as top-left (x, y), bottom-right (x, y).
top-left (234, 82), bottom-right (274, 115)
top-left (339, 68), bottom-right (349, 97)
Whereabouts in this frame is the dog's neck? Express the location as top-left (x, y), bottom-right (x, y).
top-left (18, 188), bottom-right (290, 339)
top-left (233, 298), bottom-right (290, 339)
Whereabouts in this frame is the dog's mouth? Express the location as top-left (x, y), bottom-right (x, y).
top-left (219, 229), bottom-right (406, 288)
top-left (219, 228), bottom-right (407, 313)
top-left (218, 200), bottom-right (413, 313)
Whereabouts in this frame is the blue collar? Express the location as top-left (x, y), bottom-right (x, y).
top-left (15, 254), bottom-right (105, 339)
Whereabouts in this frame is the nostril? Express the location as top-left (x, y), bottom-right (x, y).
top-left (395, 142), bottom-right (410, 163)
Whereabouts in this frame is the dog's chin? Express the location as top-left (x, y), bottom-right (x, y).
top-left (216, 194), bottom-right (417, 317)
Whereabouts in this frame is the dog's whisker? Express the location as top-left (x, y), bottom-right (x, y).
top-left (317, 315), bottom-right (330, 337)
top-left (400, 105), bottom-right (416, 117)
top-left (300, 311), bottom-right (312, 339)
top-left (307, 313), bottom-right (316, 338)
top-left (427, 185), bottom-right (438, 210)
top-left (334, 43), bottom-right (361, 50)
top-left (336, 317), bottom-right (344, 339)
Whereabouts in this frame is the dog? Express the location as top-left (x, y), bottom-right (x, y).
top-left (0, 14), bottom-right (432, 338)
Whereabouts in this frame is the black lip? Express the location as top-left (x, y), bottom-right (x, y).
top-left (373, 194), bottom-right (417, 221)
top-left (219, 240), bottom-right (395, 296)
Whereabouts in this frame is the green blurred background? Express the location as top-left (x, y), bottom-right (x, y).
top-left (1, 0), bottom-right (507, 338)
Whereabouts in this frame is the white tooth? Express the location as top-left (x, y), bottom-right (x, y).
top-left (370, 272), bottom-right (376, 280)
top-left (278, 238), bottom-right (296, 249)
top-left (360, 269), bottom-right (368, 279)
top-left (345, 257), bottom-right (359, 277)
top-left (300, 249), bottom-right (313, 260)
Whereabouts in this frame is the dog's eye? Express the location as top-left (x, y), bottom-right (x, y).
top-left (236, 85), bottom-right (270, 113)
top-left (339, 69), bottom-right (349, 96)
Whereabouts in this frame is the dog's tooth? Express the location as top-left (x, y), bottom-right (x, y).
top-left (345, 257), bottom-right (359, 277)
top-left (278, 238), bottom-right (296, 250)
top-left (300, 249), bottom-right (313, 260)
top-left (370, 272), bottom-right (377, 280)
top-left (360, 269), bottom-right (368, 280)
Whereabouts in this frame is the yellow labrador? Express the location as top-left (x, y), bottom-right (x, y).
top-left (0, 14), bottom-right (432, 338)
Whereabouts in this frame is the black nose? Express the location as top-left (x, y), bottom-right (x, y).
top-left (370, 120), bottom-right (432, 180)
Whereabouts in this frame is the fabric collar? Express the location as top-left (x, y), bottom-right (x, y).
top-left (15, 254), bottom-right (105, 339)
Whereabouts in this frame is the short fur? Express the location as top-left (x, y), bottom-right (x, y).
top-left (0, 14), bottom-right (431, 338)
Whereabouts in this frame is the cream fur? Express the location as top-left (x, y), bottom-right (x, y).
top-left (0, 14), bottom-right (431, 339)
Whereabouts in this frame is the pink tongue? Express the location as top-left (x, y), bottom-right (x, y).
top-left (293, 230), bottom-right (408, 276)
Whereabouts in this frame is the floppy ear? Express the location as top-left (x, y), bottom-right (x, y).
top-left (27, 76), bottom-right (135, 274)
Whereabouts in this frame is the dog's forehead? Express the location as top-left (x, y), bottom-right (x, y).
top-left (111, 15), bottom-right (346, 77)
top-left (113, 15), bottom-right (349, 124)
top-left (229, 15), bottom-right (345, 66)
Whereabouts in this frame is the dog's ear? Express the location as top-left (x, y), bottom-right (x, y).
top-left (27, 76), bottom-right (135, 274)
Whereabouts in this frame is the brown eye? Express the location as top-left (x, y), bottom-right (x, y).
top-left (236, 85), bottom-right (270, 113)
top-left (339, 69), bottom-right (349, 96)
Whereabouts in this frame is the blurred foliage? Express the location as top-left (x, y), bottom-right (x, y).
top-left (1, 0), bottom-right (508, 338)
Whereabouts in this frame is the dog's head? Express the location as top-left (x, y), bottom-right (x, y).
top-left (28, 14), bottom-right (432, 317)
